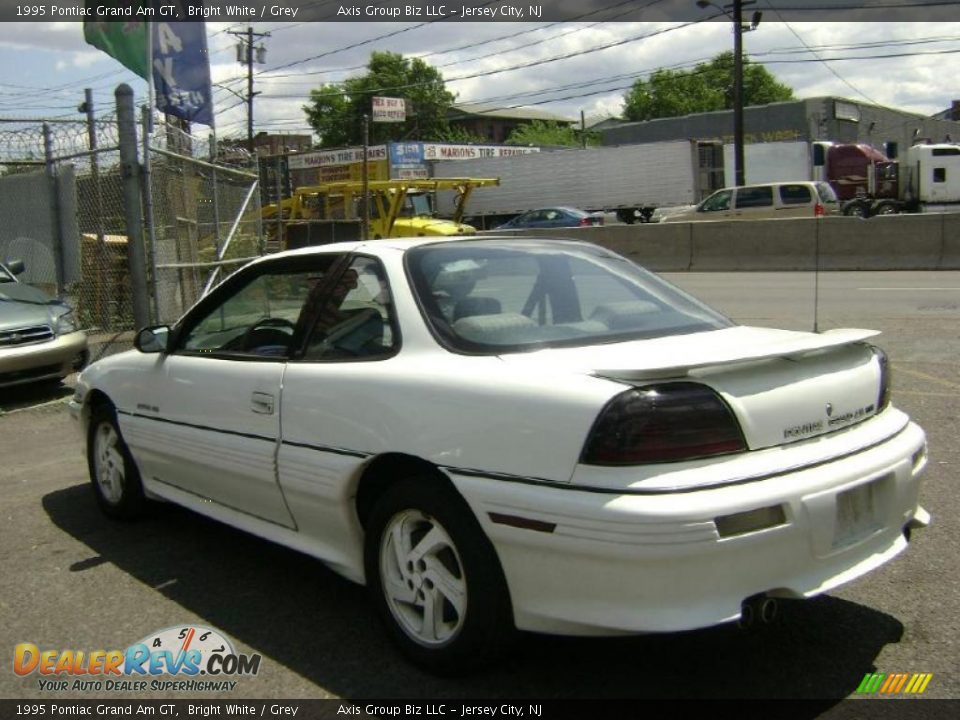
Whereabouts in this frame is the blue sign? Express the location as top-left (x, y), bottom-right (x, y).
top-left (389, 143), bottom-right (425, 165)
top-left (152, 17), bottom-right (213, 127)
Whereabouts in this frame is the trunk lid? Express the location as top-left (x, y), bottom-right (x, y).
top-left (499, 326), bottom-right (884, 450)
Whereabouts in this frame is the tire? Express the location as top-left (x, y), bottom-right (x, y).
top-left (874, 201), bottom-right (898, 216)
top-left (843, 200), bottom-right (870, 218)
top-left (87, 404), bottom-right (147, 520)
top-left (364, 476), bottom-right (515, 674)
top-left (616, 209), bottom-right (637, 225)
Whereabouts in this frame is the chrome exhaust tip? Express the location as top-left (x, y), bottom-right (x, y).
top-left (759, 597), bottom-right (778, 624)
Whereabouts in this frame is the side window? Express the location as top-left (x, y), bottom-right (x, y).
top-left (700, 190), bottom-right (732, 212)
top-left (779, 184), bottom-right (813, 205)
top-left (735, 186), bottom-right (774, 209)
top-left (816, 181), bottom-right (839, 202)
top-left (302, 257), bottom-right (397, 361)
top-left (179, 265), bottom-right (328, 358)
top-left (933, 167), bottom-right (946, 183)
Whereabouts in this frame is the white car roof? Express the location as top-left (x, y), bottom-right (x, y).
top-left (247, 235), bottom-right (547, 264)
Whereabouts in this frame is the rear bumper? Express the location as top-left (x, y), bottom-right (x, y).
top-left (0, 331), bottom-right (87, 388)
top-left (452, 420), bottom-right (928, 636)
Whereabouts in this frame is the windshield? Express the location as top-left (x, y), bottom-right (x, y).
top-left (402, 193), bottom-right (433, 217)
top-left (406, 241), bottom-right (734, 354)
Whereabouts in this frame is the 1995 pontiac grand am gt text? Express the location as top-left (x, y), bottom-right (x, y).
top-left (69, 237), bottom-right (929, 673)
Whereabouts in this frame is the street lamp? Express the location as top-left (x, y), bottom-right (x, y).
top-left (696, 0), bottom-right (762, 186)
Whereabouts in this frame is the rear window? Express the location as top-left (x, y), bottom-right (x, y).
top-left (735, 186), bottom-right (773, 209)
top-left (406, 241), bottom-right (733, 354)
top-left (779, 184), bottom-right (813, 205)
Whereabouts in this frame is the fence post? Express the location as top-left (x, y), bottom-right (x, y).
top-left (274, 154), bottom-right (283, 251)
top-left (141, 104), bottom-right (160, 324)
top-left (209, 131), bottom-right (222, 255)
top-left (82, 88), bottom-right (110, 327)
top-left (42, 122), bottom-right (65, 295)
top-left (116, 83), bottom-right (151, 329)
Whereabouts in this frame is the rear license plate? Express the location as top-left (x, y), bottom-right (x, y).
top-left (833, 478), bottom-right (885, 548)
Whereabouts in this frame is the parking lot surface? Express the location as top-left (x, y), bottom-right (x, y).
top-left (1, 271), bottom-right (958, 703)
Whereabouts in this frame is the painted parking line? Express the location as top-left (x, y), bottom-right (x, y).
top-left (857, 288), bottom-right (960, 291)
top-left (897, 390), bottom-right (960, 398)
top-left (896, 366), bottom-right (960, 391)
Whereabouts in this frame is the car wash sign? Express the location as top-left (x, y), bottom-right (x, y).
top-left (153, 19), bottom-right (214, 126)
top-left (372, 97), bottom-right (406, 123)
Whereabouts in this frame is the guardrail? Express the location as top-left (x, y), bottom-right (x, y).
top-left (482, 213), bottom-right (960, 272)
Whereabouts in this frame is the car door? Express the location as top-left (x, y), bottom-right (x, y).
top-left (276, 255), bottom-right (400, 565)
top-left (521, 210), bottom-right (551, 228)
top-left (126, 255), bottom-right (340, 528)
top-left (732, 185), bottom-right (775, 219)
top-left (776, 183), bottom-right (816, 218)
top-left (691, 188), bottom-right (734, 220)
top-left (542, 209), bottom-right (567, 227)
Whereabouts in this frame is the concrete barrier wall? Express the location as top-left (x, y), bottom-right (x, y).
top-left (481, 213), bottom-right (960, 271)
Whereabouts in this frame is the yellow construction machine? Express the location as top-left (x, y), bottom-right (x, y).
top-left (262, 177), bottom-right (499, 245)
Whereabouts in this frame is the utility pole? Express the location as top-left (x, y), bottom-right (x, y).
top-left (732, 0), bottom-right (745, 186)
top-left (696, 0), bottom-right (761, 186)
top-left (228, 25), bottom-right (270, 151)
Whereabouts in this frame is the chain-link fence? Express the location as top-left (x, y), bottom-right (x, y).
top-left (149, 119), bottom-right (262, 327)
top-left (0, 109), bottom-right (264, 363)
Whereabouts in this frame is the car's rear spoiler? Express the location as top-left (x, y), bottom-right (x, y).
top-left (590, 328), bottom-right (880, 382)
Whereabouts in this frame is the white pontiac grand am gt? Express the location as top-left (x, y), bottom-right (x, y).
top-left (70, 237), bottom-right (929, 673)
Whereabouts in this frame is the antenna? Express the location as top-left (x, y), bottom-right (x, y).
top-left (813, 214), bottom-right (821, 332)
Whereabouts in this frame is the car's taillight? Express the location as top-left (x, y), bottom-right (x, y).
top-left (871, 345), bottom-right (891, 411)
top-left (581, 382), bottom-right (747, 465)
top-left (579, 217), bottom-right (592, 226)
top-left (814, 202), bottom-right (825, 217)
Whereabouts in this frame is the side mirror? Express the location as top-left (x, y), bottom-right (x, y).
top-left (135, 325), bottom-right (171, 354)
top-left (6, 259), bottom-right (25, 275)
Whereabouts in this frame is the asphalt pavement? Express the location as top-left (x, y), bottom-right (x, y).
top-left (1, 271), bottom-right (957, 705)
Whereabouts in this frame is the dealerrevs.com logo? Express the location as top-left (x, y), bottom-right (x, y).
top-left (14, 625), bottom-right (261, 692)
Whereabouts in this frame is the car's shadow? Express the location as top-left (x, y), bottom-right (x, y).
top-left (43, 484), bottom-right (903, 705)
top-left (1, 380), bottom-right (73, 413)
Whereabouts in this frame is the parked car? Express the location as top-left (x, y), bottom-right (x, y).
top-left (70, 237), bottom-right (928, 674)
top-left (661, 181), bottom-right (840, 222)
top-left (1, 259), bottom-right (88, 389)
top-left (496, 206), bottom-right (604, 229)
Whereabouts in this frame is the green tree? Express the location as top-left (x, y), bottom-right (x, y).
top-left (505, 120), bottom-right (598, 148)
top-left (303, 52), bottom-right (457, 147)
top-left (433, 124), bottom-right (487, 144)
top-left (303, 83), bottom-right (352, 148)
top-left (622, 52), bottom-right (794, 122)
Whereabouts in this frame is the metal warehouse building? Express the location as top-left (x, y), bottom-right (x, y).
top-left (601, 96), bottom-right (960, 160)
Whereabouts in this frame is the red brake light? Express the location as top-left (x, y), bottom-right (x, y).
top-left (581, 383), bottom-right (747, 465)
top-left (579, 216), bottom-right (591, 226)
top-left (872, 345), bottom-right (891, 411)
top-left (814, 202), bottom-right (825, 217)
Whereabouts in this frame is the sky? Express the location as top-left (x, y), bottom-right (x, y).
top-left (0, 14), bottom-right (958, 142)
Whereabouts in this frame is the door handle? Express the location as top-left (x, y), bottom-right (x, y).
top-left (251, 392), bottom-right (275, 415)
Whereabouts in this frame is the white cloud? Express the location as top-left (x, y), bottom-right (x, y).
top-left (0, 20), bottom-right (957, 134)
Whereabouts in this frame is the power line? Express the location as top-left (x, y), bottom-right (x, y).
top-left (761, 1), bottom-right (882, 106)
top-left (218, 0), bottom-right (671, 94)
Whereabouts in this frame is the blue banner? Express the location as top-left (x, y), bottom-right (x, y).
top-left (152, 18), bottom-right (214, 127)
